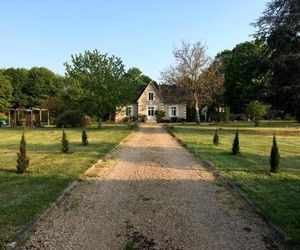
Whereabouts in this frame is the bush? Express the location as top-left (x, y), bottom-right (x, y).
top-left (61, 129), bottom-right (70, 153)
top-left (155, 110), bottom-right (166, 122)
top-left (270, 134), bottom-right (280, 173)
top-left (57, 110), bottom-right (82, 127)
top-left (245, 101), bottom-right (269, 126)
top-left (82, 128), bottom-right (89, 146)
top-left (220, 107), bottom-right (230, 122)
top-left (232, 129), bottom-right (240, 155)
top-left (80, 115), bottom-right (92, 127)
top-left (171, 117), bottom-right (179, 123)
top-left (213, 129), bottom-right (220, 145)
top-left (138, 114), bottom-right (147, 123)
top-left (16, 131), bottom-right (30, 174)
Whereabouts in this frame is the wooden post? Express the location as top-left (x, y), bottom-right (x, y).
top-left (8, 110), bottom-right (11, 126)
top-left (47, 110), bottom-right (50, 126)
top-left (14, 109), bottom-right (17, 126)
top-left (31, 110), bottom-right (33, 127)
top-left (39, 109), bottom-right (42, 126)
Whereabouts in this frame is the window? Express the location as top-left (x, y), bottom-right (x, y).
top-left (126, 106), bottom-right (133, 117)
top-left (148, 92), bottom-right (154, 101)
top-left (170, 106), bottom-right (177, 117)
top-left (148, 107), bottom-right (154, 116)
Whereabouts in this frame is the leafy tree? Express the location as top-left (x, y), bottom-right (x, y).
top-left (61, 128), bottom-right (70, 153)
top-left (217, 40), bottom-right (272, 113)
top-left (126, 67), bottom-right (152, 86)
top-left (3, 68), bottom-right (29, 107)
top-left (64, 50), bottom-right (135, 128)
top-left (245, 100), bottom-right (269, 126)
top-left (161, 41), bottom-right (211, 124)
top-left (253, 0), bottom-right (300, 120)
top-left (82, 128), bottom-right (88, 145)
top-left (39, 97), bottom-right (65, 119)
top-left (0, 71), bottom-right (13, 112)
top-left (270, 134), bottom-right (280, 173)
top-left (16, 131), bottom-right (30, 174)
top-left (3, 67), bottom-right (64, 108)
top-left (232, 129), bottom-right (240, 155)
top-left (213, 129), bottom-right (220, 145)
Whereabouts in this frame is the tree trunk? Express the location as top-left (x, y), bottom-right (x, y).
top-left (193, 91), bottom-right (200, 124)
top-left (98, 117), bottom-right (102, 129)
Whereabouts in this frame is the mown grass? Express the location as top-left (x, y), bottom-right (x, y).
top-left (0, 124), bottom-right (133, 247)
top-left (170, 121), bottom-right (300, 244)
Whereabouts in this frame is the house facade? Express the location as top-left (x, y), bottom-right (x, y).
top-left (116, 82), bottom-right (186, 122)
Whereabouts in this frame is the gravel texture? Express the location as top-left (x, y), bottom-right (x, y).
top-left (22, 123), bottom-right (283, 250)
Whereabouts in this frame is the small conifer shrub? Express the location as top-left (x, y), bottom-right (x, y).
top-left (16, 131), bottom-right (30, 174)
top-left (61, 128), bottom-right (70, 153)
top-left (82, 128), bottom-right (88, 145)
top-left (270, 134), bottom-right (280, 173)
top-left (232, 129), bottom-right (240, 155)
top-left (213, 128), bottom-right (220, 145)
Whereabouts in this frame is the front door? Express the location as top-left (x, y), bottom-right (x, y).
top-left (147, 106), bottom-right (155, 121)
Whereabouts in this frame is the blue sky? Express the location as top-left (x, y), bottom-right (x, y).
top-left (0, 0), bottom-right (268, 81)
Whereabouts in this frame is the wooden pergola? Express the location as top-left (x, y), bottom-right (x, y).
top-left (7, 108), bottom-right (50, 127)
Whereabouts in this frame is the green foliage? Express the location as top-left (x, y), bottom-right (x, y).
top-left (0, 71), bottom-right (13, 112)
top-left (139, 114), bottom-right (147, 123)
top-left (61, 129), bottom-right (70, 154)
top-left (155, 109), bottom-right (166, 122)
top-left (270, 134), bottom-right (280, 173)
top-left (16, 131), bottom-right (30, 174)
top-left (3, 67), bottom-right (64, 108)
top-left (217, 40), bottom-right (272, 113)
top-left (56, 110), bottom-right (82, 128)
top-left (213, 129), bottom-right (220, 145)
top-left (40, 97), bottom-right (65, 119)
top-left (245, 101), bottom-right (269, 126)
top-left (64, 50), bottom-right (135, 127)
top-left (81, 128), bottom-right (88, 146)
top-left (254, 0), bottom-right (300, 118)
top-left (232, 129), bottom-right (240, 155)
top-left (220, 107), bottom-right (230, 122)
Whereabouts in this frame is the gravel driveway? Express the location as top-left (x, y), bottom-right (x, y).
top-left (23, 123), bottom-right (283, 250)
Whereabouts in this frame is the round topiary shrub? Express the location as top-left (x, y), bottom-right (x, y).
top-left (56, 110), bottom-right (82, 127)
top-left (80, 114), bottom-right (92, 127)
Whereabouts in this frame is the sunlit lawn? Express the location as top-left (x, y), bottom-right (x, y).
top-left (170, 121), bottom-right (300, 244)
top-left (0, 124), bottom-right (133, 246)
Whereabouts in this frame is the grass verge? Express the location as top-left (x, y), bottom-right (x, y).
top-left (166, 121), bottom-right (300, 245)
top-left (0, 124), bottom-right (133, 247)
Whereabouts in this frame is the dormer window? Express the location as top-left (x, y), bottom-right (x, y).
top-left (148, 91), bottom-right (154, 101)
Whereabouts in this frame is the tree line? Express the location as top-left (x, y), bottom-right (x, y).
top-left (0, 51), bottom-right (152, 127)
top-left (161, 0), bottom-right (300, 123)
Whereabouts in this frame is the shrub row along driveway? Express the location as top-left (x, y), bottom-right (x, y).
top-left (24, 124), bottom-right (282, 250)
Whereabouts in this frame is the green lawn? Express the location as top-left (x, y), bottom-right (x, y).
top-left (169, 121), bottom-right (300, 244)
top-left (0, 124), bottom-right (133, 247)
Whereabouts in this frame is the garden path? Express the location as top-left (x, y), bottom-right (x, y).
top-left (24, 123), bottom-right (282, 250)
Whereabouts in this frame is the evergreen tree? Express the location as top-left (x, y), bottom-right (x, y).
top-left (61, 128), bottom-right (70, 153)
top-left (270, 134), bottom-right (280, 173)
top-left (16, 131), bottom-right (30, 174)
top-left (213, 129), bottom-right (220, 145)
top-left (81, 128), bottom-right (88, 146)
top-left (232, 129), bottom-right (240, 155)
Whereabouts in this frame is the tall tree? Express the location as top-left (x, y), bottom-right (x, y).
top-left (217, 40), bottom-right (272, 113)
top-left (253, 0), bottom-right (300, 119)
top-left (64, 50), bottom-right (135, 128)
top-left (0, 71), bottom-right (13, 112)
top-left (161, 41), bottom-right (211, 124)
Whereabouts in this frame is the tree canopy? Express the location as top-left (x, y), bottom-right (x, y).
top-left (217, 40), bottom-right (272, 113)
top-left (254, 0), bottom-right (300, 119)
top-left (64, 50), bottom-right (136, 127)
